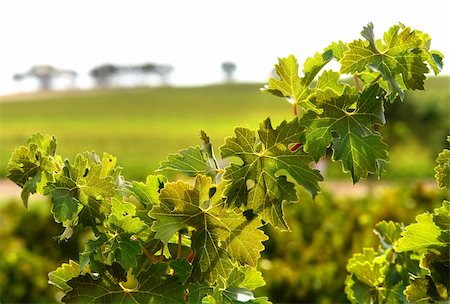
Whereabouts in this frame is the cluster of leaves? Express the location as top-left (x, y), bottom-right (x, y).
top-left (6, 23), bottom-right (444, 303)
top-left (264, 22), bottom-right (442, 183)
top-left (7, 133), bottom-right (271, 303)
top-left (345, 147), bottom-right (450, 303)
top-left (258, 184), bottom-right (447, 303)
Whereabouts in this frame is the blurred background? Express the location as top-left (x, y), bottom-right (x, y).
top-left (0, 0), bottom-right (449, 303)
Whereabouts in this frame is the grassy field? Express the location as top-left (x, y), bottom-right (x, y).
top-left (0, 84), bottom-right (292, 180)
top-left (1, 78), bottom-right (448, 181)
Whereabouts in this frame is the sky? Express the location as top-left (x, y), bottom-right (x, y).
top-left (0, 0), bottom-right (449, 95)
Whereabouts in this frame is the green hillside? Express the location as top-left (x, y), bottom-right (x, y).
top-left (0, 84), bottom-right (291, 180)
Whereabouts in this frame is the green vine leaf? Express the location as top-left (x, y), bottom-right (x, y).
top-left (103, 198), bottom-right (150, 270)
top-left (220, 117), bottom-right (323, 230)
top-left (204, 266), bottom-right (270, 304)
top-left (302, 50), bottom-right (334, 88)
top-left (188, 283), bottom-right (213, 304)
top-left (301, 85), bottom-right (389, 182)
top-left (7, 133), bottom-right (59, 207)
top-left (324, 40), bottom-right (348, 61)
top-left (62, 263), bottom-right (186, 304)
top-left (170, 259), bottom-right (192, 284)
top-left (345, 248), bottom-right (395, 303)
top-left (226, 266), bottom-right (266, 291)
top-left (434, 139), bottom-right (450, 189)
top-left (394, 213), bottom-right (449, 253)
top-left (150, 175), bottom-right (267, 282)
top-left (41, 153), bottom-right (116, 238)
top-left (340, 22), bottom-right (442, 100)
top-left (44, 175), bottom-right (79, 224)
top-left (313, 70), bottom-right (350, 103)
top-left (128, 175), bottom-right (166, 208)
top-left (373, 220), bottom-right (403, 248)
top-left (158, 131), bottom-right (219, 179)
top-left (159, 146), bottom-right (210, 177)
top-left (404, 278), bottom-right (434, 303)
top-left (263, 52), bottom-right (332, 113)
top-left (78, 197), bottom-right (111, 227)
top-left (48, 260), bottom-right (81, 293)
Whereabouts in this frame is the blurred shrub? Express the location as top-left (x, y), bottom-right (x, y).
top-left (256, 183), bottom-right (448, 303)
top-left (382, 81), bottom-right (450, 157)
top-left (0, 182), bottom-right (447, 303)
top-left (0, 198), bottom-right (84, 303)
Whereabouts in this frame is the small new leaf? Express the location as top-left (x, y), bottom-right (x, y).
top-left (129, 175), bottom-right (166, 207)
top-left (263, 53), bottom-right (331, 113)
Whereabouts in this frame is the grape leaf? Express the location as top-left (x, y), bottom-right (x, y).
top-left (150, 175), bottom-right (267, 282)
top-left (300, 84), bottom-right (388, 182)
top-left (113, 235), bottom-right (142, 270)
top-left (374, 221), bottom-right (403, 249)
top-left (188, 283), bottom-right (213, 304)
top-left (263, 52), bottom-right (332, 113)
top-left (48, 260), bottom-right (81, 293)
top-left (226, 266), bottom-right (266, 291)
top-left (159, 146), bottom-right (209, 177)
top-left (404, 278), bottom-right (433, 303)
top-left (79, 196), bottom-right (112, 227)
top-left (347, 248), bottom-right (385, 287)
top-left (433, 201), bottom-right (450, 231)
top-left (99, 197), bottom-right (150, 270)
top-left (79, 234), bottom-right (109, 271)
top-left (7, 133), bottom-right (59, 206)
top-left (221, 215), bottom-right (268, 267)
top-left (43, 153), bottom-right (116, 233)
top-left (170, 259), bottom-right (192, 284)
top-left (302, 50), bottom-right (334, 87)
top-left (44, 175), bottom-right (79, 224)
top-left (263, 55), bottom-right (307, 104)
top-left (220, 117), bottom-right (322, 230)
top-left (428, 50), bottom-right (444, 75)
top-left (324, 40), bottom-right (348, 61)
top-left (62, 262), bottom-right (186, 304)
top-left (313, 70), bottom-right (350, 103)
top-left (159, 131), bottom-right (219, 179)
top-left (212, 267), bottom-right (269, 304)
top-left (73, 156), bottom-right (115, 204)
top-left (128, 175), bottom-right (166, 207)
top-left (340, 23), bottom-right (440, 100)
top-left (345, 248), bottom-right (388, 303)
top-left (434, 146), bottom-right (450, 189)
top-left (395, 213), bottom-right (448, 253)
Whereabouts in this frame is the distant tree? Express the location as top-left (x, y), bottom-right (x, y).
top-left (140, 63), bottom-right (158, 74)
top-left (221, 61), bottom-right (236, 83)
top-left (90, 64), bottom-right (118, 87)
top-left (154, 65), bottom-right (173, 86)
top-left (13, 65), bottom-right (77, 91)
top-left (136, 63), bottom-right (173, 86)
